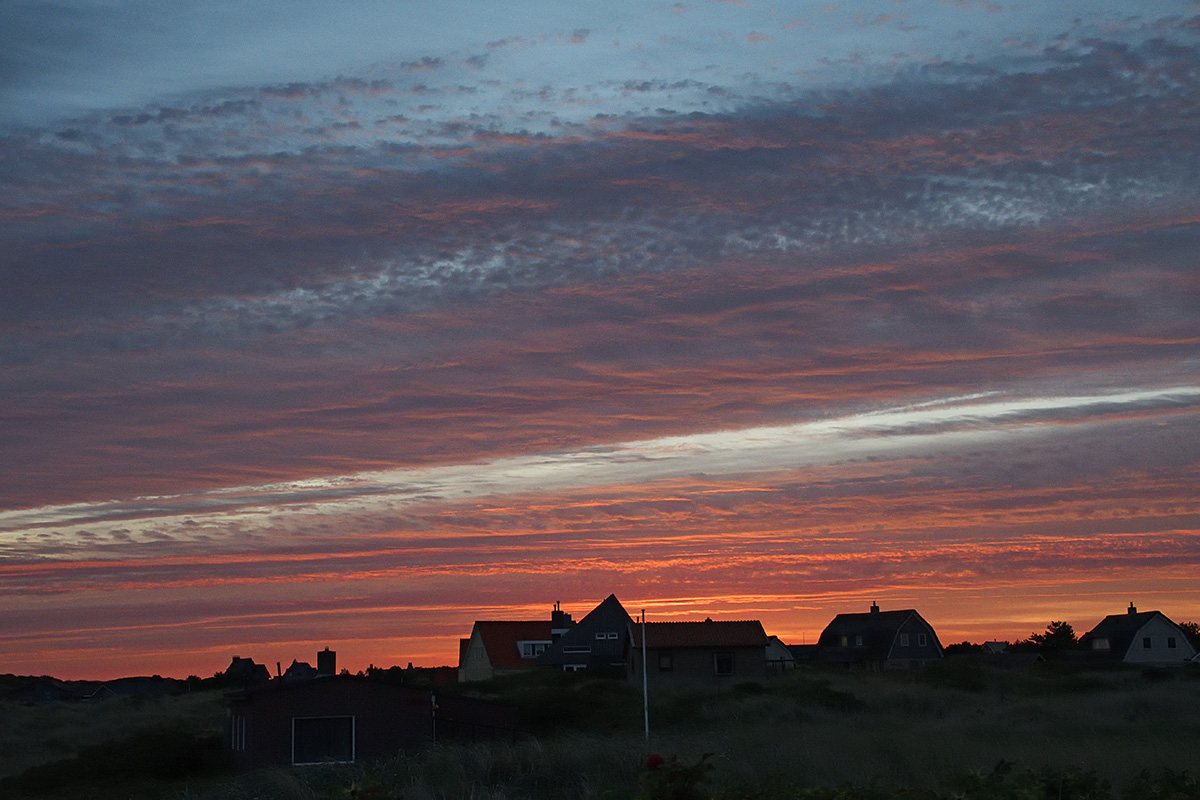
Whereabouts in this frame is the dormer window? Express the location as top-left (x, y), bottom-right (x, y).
top-left (519, 641), bottom-right (549, 658)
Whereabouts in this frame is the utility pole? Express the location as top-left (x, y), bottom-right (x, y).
top-left (642, 608), bottom-right (649, 742)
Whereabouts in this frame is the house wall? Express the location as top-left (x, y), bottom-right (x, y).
top-left (630, 645), bottom-right (767, 687)
top-left (228, 680), bottom-right (432, 769)
top-left (458, 628), bottom-right (494, 682)
top-left (887, 616), bottom-right (944, 668)
top-left (1122, 617), bottom-right (1198, 664)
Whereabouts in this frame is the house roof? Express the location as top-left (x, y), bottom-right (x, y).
top-left (1078, 608), bottom-right (1182, 659)
top-left (536, 594), bottom-right (632, 667)
top-left (473, 621), bottom-right (554, 669)
top-left (632, 619), bottom-right (768, 649)
top-left (818, 607), bottom-right (941, 663)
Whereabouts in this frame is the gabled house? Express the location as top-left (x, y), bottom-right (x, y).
top-left (818, 603), bottom-right (943, 669)
top-left (766, 635), bottom-right (796, 673)
top-left (629, 618), bottom-right (769, 687)
top-left (283, 659), bottom-right (319, 684)
top-left (457, 601), bottom-right (579, 682)
top-left (1078, 604), bottom-right (1198, 665)
top-left (536, 594), bottom-right (633, 672)
top-left (224, 656), bottom-right (272, 686)
top-left (226, 674), bottom-right (515, 769)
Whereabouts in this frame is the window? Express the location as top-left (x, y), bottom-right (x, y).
top-left (839, 635), bottom-right (849, 647)
top-left (519, 641), bottom-right (549, 658)
top-left (607, 632), bottom-right (620, 639)
top-left (1143, 637), bottom-right (1152, 649)
top-left (563, 646), bottom-right (592, 655)
top-left (899, 633), bottom-right (909, 647)
top-left (714, 652), bottom-right (734, 676)
top-left (595, 631), bottom-right (620, 640)
top-left (918, 634), bottom-right (927, 647)
top-left (230, 714), bottom-right (246, 751)
top-left (1092, 638), bottom-right (1110, 650)
top-left (854, 635), bottom-right (863, 647)
top-left (658, 653), bottom-right (673, 671)
top-left (1168, 637), bottom-right (1177, 649)
top-left (293, 716), bottom-right (354, 765)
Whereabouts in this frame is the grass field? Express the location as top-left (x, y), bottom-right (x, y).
top-left (3, 662), bottom-right (1199, 799)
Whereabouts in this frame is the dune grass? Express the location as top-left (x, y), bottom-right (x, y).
top-left (6, 663), bottom-right (1200, 799)
top-left (0, 689), bottom-right (226, 781)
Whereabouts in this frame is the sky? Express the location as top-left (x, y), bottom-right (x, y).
top-left (2, 0), bottom-right (1199, 680)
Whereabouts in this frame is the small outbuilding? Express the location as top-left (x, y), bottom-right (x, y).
top-left (226, 674), bottom-right (515, 769)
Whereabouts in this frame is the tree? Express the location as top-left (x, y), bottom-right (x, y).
top-left (1014, 621), bottom-right (1077, 652)
top-left (1179, 621), bottom-right (1200, 650)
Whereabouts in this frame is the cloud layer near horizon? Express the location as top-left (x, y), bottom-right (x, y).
top-left (2, 0), bottom-right (1199, 678)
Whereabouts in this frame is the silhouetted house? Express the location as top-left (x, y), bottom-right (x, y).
top-left (818, 603), bottom-right (944, 669)
top-left (459, 620), bottom-right (556, 682)
top-left (283, 659), bottom-right (319, 684)
top-left (79, 676), bottom-right (184, 702)
top-left (1078, 604), bottom-right (1198, 665)
top-left (766, 636), bottom-right (796, 673)
top-left (629, 619), bottom-right (769, 688)
top-left (787, 643), bottom-right (819, 665)
top-left (226, 674), bottom-right (515, 769)
top-left (224, 656), bottom-right (272, 686)
top-left (9, 677), bottom-right (81, 704)
top-left (982, 641), bottom-right (1008, 655)
top-left (536, 594), bottom-right (633, 672)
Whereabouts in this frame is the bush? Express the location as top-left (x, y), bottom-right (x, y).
top-left (0, 727), bottom-right (225, 798)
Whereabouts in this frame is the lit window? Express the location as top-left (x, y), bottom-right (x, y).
top-left (840, 635), bottom-right (849, 647)
top-left (714, 652), bottom-right (734, 676)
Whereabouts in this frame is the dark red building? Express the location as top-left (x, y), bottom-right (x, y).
top-left (226, 674), bottom-right (515, 768)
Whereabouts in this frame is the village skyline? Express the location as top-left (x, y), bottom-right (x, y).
top-left (4, 1), bottom-right (1200, 683)
top-left (9, 595), bottom-right (1199, 683)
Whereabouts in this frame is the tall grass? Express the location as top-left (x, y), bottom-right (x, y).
top-left (0, 690), bottom-right (226, 780)
top-left (10, 664), bottom-right (1200, 799)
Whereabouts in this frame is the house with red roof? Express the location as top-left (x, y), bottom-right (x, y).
top-left (458, 602), bottom-right (574, 682)
top-left (628, 618), bottom-right (769, 687)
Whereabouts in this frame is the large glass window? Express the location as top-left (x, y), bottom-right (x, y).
top-left (293, 716), bottom-right (354, 764)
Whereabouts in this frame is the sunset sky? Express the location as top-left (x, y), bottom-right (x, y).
top-left (3, 0), bottom-right (1199, 680)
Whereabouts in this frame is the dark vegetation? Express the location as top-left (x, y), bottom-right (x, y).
top-left (3, 661), bottom-right (1200, 799)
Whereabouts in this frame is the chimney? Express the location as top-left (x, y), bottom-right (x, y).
top-left (870, 602), bottom-right (880, 614)
top-left (1128, 602), bottom-right (1137, 615)
top-left (317, 647), bottom-right (336, 676)
top-left (276, 661), bottom-right (282, 679)
top-left (551, 601), bottom-right (573, 638)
